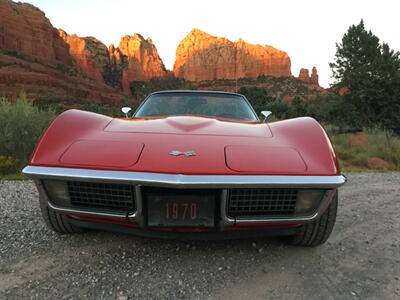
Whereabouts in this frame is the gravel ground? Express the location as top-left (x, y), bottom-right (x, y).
top-left (0, 173), bottom-right (399, 300)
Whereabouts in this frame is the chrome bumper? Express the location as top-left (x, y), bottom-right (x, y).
top-left (23, 165), bottom-right (346, 227)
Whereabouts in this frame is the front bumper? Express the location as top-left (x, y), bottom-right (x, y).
top-left (23, 166), bottom-right (346, 234)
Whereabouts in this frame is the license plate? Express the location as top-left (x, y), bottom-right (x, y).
top-left (146, 189), bottom-right (216, 227)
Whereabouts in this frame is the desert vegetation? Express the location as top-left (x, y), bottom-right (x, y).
top-left (0, 93), bottom-right (56, 176)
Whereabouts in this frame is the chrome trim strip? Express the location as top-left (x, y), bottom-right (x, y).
top-left (47, 201), bottom-right (128, 219)
top-left (128, 185), bottom-right (143, 224)
top-left (220, 189), bottom-right (234, 229)
top-left (23, 166), bottom-right (347, 189)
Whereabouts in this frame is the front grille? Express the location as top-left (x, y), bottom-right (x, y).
top-left (228, 189), bottom-right (298, 218)
top-left (67, 181), bottom-right (135, 212)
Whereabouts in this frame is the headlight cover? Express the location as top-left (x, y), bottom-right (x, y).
top-left (43, 180), bottom-right (70, 207)
top-left (295, 190), bottom-right (326, 214)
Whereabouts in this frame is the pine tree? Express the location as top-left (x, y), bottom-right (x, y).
top-left (330, 20), bottom-right (400, 134)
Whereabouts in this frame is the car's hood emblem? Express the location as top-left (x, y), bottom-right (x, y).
top-left (169, 150), bottom-right (196, 157)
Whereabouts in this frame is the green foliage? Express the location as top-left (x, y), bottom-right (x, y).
top-left (0, 94), bottom-right (56, 173)
top-left (33, 98), bottom-right (130, 117)
top-left (263, 99), bottom-right (289, 119)
top-left (329, 128), bottom-right (400, 171)
top-left (238, 86), bottom-right (278, 114)
top-left (306, 93), bottom-right (359, 132)
top-left (1, 50), bottom-right (24, 59)
top-left (102, 64), bottom-right (123, 88)
top-left (330, 20), bottom-right (400, 134)
top-left (0, 155), bottom-right (16, 175)
top-left (54, 63), bottom-right (79, 77)
top-left (130, 77), bottom-right (195, 101)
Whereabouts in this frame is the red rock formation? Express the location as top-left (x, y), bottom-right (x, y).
top-left (298, 66), bottom-right (319, 85)
top-left (310, 66), bottom-right (319, 85)
top-left (58, 30), bottom-right (109, 82)
top-left (173, 29), bottom-right (291, 81)
top-left (367, 157), bottom-right (389, 170)
top-left (0, 53), bottom-right (128, 104)
top-left (117, 34), bottom-right (167, 93)
top-left (298, 68), bottom-right (310, 83)
top-left (0, 0), bottom-right (71, 65)
top-left (0, 0), bottom-right (128, 103)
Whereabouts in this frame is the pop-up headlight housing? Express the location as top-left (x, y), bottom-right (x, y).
top-left (295, 190), bottom-right (326, 214)
top-left (42, 180), bottom-right (70, 207)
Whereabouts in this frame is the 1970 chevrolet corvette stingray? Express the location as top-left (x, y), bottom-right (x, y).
top-left (23, 90), bottom-right (346, 246)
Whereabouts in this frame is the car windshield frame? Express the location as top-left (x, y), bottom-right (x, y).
top-left (133, 91), bottom-right (260, 122)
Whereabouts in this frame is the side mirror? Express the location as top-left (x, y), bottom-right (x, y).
top-left (121, 107), bottom-right (132, 118)
top-left (261, 111), bottom-right (272, 122)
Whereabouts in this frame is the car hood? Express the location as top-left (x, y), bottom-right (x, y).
top-left (30, 111), bottom-right (340, 176)
top-left (104, 116), bottom-right (273, 137)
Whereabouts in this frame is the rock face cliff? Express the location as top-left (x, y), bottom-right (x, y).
top-left (297, 66), bottom-right (319, 85)
top-left (58, 30), bottom-right (167, 92)
top-left (0, 0), bottom-right (323, 103)
top-left (58, 30), bottom-right (109, 83)
top-left (174, 29), bottom-right (291, 81)
top-left (117, 34), bottom-right (167, 93)
top-left (0, 0), bottom-right (71, 65)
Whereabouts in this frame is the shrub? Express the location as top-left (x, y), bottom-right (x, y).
top-left (306, 93), bottom-right (360, 132)
top-left (130, 77), bottom-right (194, 101)
top-left (102, 64), bottom-right (123, 88)
top-left (238, 86), bottom-right (278, 115)
top-left (0, 155), bottom-right (17, 174)
top-left (54, 63), bottom-right (79, 77)
top-left (0, 94), bottom-right (56, 172)
top-left (329, 127), bottom-right (400, 170)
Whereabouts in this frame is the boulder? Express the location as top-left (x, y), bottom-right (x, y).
top-left (367, 157), bottom-right (389, 170)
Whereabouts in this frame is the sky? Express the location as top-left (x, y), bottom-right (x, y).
top-left (22, 0), bottom-right (400, 87)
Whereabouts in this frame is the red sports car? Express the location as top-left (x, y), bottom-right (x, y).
top-left (23, 90), bottom-right (346, 246)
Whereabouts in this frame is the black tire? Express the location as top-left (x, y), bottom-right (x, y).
top-left (287, 191), bottom-right (338, 247)
top-left (39, 202), bottom-right (84, 234)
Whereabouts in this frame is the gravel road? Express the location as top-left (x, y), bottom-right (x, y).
top-left (1, 173), bottom-right (399, 300)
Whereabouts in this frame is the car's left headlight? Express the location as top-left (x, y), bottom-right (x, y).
top-left (295, 190), bottom-right (326, 214)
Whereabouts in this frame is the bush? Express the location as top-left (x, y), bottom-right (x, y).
top-left (0, 94), bottom-right (56, 173)
top-left (238, 86), bottom-right (279, 115)
top-left (54, 63), bottom-right (79, 77)
top-left (130, 77), bottom-right (194, 101)
top-left (0, 155), bottom-right (17, 175)
top-left (329, 128), bottom-right (400, 170)
top-left (33, 98), bottom-right (130, 117)
top-left (306, 93), bottom-right (360, 132)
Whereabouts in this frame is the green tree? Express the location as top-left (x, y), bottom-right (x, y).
top-left (238, 87), bottom-right (276, 114)
top-left (287, 96), bottom-right (307, 118)
top-left (330, 20), bottom-right (400, 134)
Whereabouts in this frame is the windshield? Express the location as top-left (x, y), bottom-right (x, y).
top-left (134, 92), bottom-right (259, 122)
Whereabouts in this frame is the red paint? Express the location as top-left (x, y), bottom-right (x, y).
top-left (60, 140), bottom-right (144, 168)
top-left (29, 109), bottom-right (341, 176)
top-left (225, 145), bottom-right (307, 174)
top-left (69, 213), bottom-right (140, 227)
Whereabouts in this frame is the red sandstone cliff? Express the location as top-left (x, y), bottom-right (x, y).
top-left (173, 29), bottom-right (291, 81)
top-left (0, 0), bottom-right (324, 103)
top-left (117, 34), bottom-right (167, 93)
top-left (298, 66), bottom-right (319, 85)
top-left (0, 0), bottom-right (71, 65)
top-left (58, 30), bottom-right (109, 83)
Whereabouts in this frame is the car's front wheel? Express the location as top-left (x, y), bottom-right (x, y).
top-left (40, 202), bottom-right (84, 234)
top-left (287, 191), bottom-right (338, 247)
